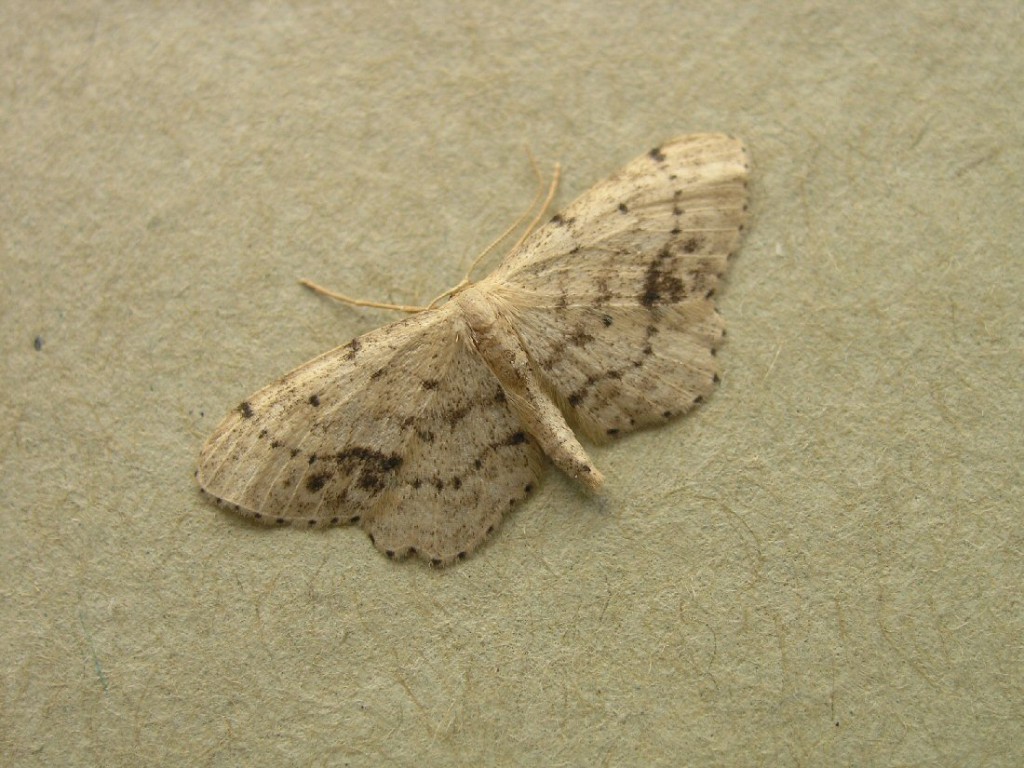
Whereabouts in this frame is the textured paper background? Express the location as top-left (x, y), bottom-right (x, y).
top-left (2, 2), bottom-right (1021, 765)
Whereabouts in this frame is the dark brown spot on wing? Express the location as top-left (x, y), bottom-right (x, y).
top-left (499, 431), bottom-right (527, 447)
top-left (569, 326), bottom-right (595, 347)
top-left (358, 472), bottom-right (387, 492)
top-left (640, 248), bottom-right (685, 308)
top-left (306, 472), bottom-right (332, 493)
top-left (319, 446), bottom-right (405, 495)
top-left (344, 338), bottom-right (362, 361)
top-left (330, 446), bottom-right (404, 472)
top-left (447, 402), bottom-right (472, 425)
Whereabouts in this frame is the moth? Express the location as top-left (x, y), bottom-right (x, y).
top-left (197, 134), bottom-right (750, 565)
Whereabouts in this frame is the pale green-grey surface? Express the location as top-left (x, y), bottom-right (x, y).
top-left (2, 2), bottom-right (1021, 765)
